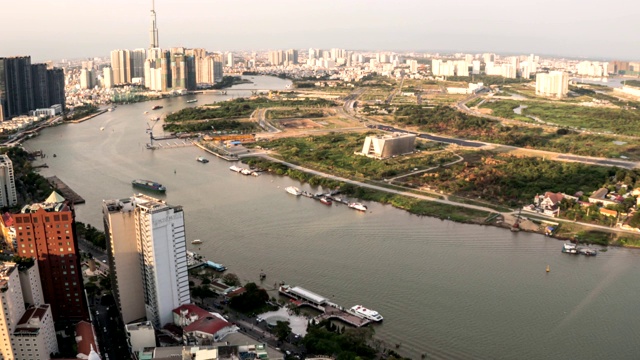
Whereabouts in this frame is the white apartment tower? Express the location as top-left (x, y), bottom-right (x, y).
top-left (103, 195), bottom-right (190, 328)
top-left (0, 261), bottom-right (58, 360)
top-left (103, 67), bottom-right (114, 89)
top-left (536, 71), bottom-right (569, 98)
top-left (0, 155), bottom-right (17, 208)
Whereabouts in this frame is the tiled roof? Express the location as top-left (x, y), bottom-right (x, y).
top-left (184, 316), bottom-right (231, 336)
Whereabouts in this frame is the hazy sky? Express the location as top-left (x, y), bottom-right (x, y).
top-left (3, 0), bottom-right (639, 62)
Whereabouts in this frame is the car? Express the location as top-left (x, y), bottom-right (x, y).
top-left (103, 327), bottom-right (107, 332)
top-left (102, 260), bottom-right (106, 263)
top-left (286, 351), bottom-right (291, 356)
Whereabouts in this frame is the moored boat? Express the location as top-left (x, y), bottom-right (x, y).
top-left (285, 186), bottom-right (302, 196)
top-left (562, 243), bottom-right (577, 254)
top-left (229, 165), bottom-right (242, 172)
top-left (348, 305), bottom-right (383, 322)
top-left (132, 179), bottom-right (166, 192)
top-left (241, 168), bottom-right (253, 175)
top-left (187, 99), bottom-right (198, 103)
top-left (319, 197), bottom-right (332, 205)
top-left (579, 248), bottom-right (597, 256)
top-left (348, 202), bottom-right (367, 211)
top-left (301, 191), bottom-right (314, 198)
top-left (152, 105), bottom-right (163, 110)
top-left (191, 239), bottom-right (203, 245)
top-left (196, 156), bottom-right (209, 163)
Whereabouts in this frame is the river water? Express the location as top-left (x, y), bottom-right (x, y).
top-left (24, 76), bottom-right (640, 359)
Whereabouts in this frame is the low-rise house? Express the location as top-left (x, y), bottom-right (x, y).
top-left (600, 208), bottom-right (618, 218)
top-left (533, 192), bottom-right (565, 217)
top-left (588, 188), bottom-right (618, 207)
top-left (172, 304), bottom-right (237, 345)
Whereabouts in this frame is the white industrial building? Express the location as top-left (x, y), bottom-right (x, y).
top-left (359, 133), bottom-right (417, 159)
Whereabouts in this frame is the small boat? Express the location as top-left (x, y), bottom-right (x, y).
top-left (348, 202), bottom-right (367, 211)
top-left (107, 107), bottom-right (115, 112)
top-left (132, 179), bottom-right (166, 192)
top-left (241, 168), bottom-right (253, 175)
top-left (187, 99), bottom-right (198, 103)
top-left (546, 265), bottom-right (550, 273)
top-left (579, 248), bottom-right (597, 256)
top-left (100, 127), bottom-right (105, 131)
top-left (319, 197), bottom-right (332, 206)
top-left (251, 171), bottom-right (261, 177)
top-left (152, 105), bottom-right (163, 110)
top-left (301, 191), bottom-right (314, 198)
top-left (191, 239), bottom-right (203, 245)
top-left (229, 165), bottom-right (242, 172)
top-left (562, 243), bottom-right (577, 254)
top-left (285, 186), bottom-right (302, 196)
top-left (259, 272), bottom-right (266, 280)
top-left (196, 156), bottom-right (209, 163)
top-left (144, 111), bottom-right (149, 114)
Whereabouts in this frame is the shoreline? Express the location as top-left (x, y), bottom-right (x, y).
top-left (236, 155), bottom-right (639, 249)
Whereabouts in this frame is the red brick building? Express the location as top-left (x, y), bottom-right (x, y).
top-left (13, 192), bottom-right (89, 323)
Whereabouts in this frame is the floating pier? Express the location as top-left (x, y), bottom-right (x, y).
top-left (46, 176), bottom-right (85, 204)
top-left (278, 284), bottom-right (374, 328)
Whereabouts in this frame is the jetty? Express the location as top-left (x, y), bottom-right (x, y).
top-left (46, 176), bottom-right (85, 204)
top-left (278, 284), bottom-right (374, 328)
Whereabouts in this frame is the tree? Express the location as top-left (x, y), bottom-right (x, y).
top-left (274, 321), bottom-right (292, 342)
top-left (629, 212), bottom-right (640, 228)
top-left (222, 273), bottom-right (241, 286)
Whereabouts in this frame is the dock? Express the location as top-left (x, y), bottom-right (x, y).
top-left (278, 284), bottom-right (374, 328)
top-left (46, 176), bottom-right (85, 204)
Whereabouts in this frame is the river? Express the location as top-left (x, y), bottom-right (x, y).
top-left (24, 76), bottom-right (640, 359)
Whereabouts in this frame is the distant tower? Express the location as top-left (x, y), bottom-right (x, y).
top-left (149, 0), bottom-right (159, 49)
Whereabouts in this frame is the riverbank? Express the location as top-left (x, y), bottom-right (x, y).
top-left (238, 155), bottom-right (640, 248)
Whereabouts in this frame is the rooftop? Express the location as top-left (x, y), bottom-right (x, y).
top-left (14, 305), bottom-right (50, 335)
top-left (184, 316), bottom-right (231, 336)
top-left (20, 191), bottom-right (69, 213)
top-left (173, 304), bottom-right (211, 319)
top-left (126, 320), bottom-right (154, 332)
top-left (75, 320), bottom-right (99, 357)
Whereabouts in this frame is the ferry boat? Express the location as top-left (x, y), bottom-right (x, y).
top-left (319, 197), bottom-right (332, 205)
top-left (285, 186), bottom-right (302, 196)
top-left (132, 179), bottom-right (166, 192)
top-left (348, 305), bottom-right (383, 322)
top-left (205, 261), bottom-right (226, 272)
top-left (152, 105), bottom-right (163, 110)
top-left (191, 239), bottom-right (203, 245)
top-left (196, 156), bottom-right (209, 163)
top-left (187, 99), bottom-right (198, 103)
top-left (229, 165), bottom-right (242, 172)
top-left (562, 243), bottom-right (577, 254)
top-left (348, 202), bottom-right (367, 211)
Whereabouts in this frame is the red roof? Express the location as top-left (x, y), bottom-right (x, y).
top-left (75, 320), bottom-right (98, 357)
top-left (226, 287), bottom-right (246, 298)
top-left (2, 212), bottom-right (13, 227)
top-left (183, 316), bottom-right (231, 336)
top-left (544, 192), bottom-right (564, 205)
top-left (172, 304), bottom-right (210, 319)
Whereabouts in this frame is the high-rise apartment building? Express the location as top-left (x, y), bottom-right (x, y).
top-left (31, 64), bottom-right (50, 110)
top-left (0, 155), bottom-right (17, 208)
top-left (103, 67), bottom-right (114, 89)
top-left (110, 49), bottom-right (132, 85)
top-left (46, 68), bottom-right (65, 112)
top-left (0, 261), bottom-right (58, 360)
top-left (285, 49), bottom-right (298, 65)
top-left (131, 49), bottom-right (147, 79)
top-left (13, 192), bottom-right (89, 322)
top-left (79, 69), bottom-right (93, 89)
top-left (535, 71), bottom-right (569, 98)
top-left (268, 50), bottom-right (285, 66)
top-left (103, 195), bottom-right (190, 328)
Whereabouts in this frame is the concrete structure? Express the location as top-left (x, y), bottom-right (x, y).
top-left (359, 133), bottom-right (416, 159)
top-left (149, 0), bottom-right (159, 49)
top-left (13, 305), bottom-right (58, 360)
top-left (0, 262), bottom-right (58, 360)
top-left (13, 192), bottom-right (89, 322)
top-left (0, 155), bottom-right (18, 208)
top-left (103, 67), bottom-right (114, 89)
top-left (110, 49), bottom-right (132, 85)
top-left (102, 195), bottom-right (190, 328)
top-left (125, 321), bottom-right (156, 355)
top-left (535, 71), bottom-right (569, 98)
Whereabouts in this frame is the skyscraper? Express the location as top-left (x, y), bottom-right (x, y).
top-left (0, 155), bottom-right (18, 208)
top-left (103, 67), bottom-right (114, 89)
top-left (149, 0), bottom-right (159, 49)
top-left (131, 49), bottom-right (147, 79)
top-left (103, 195), bottom-right (190, 328)
top-left (46, 68), bottom-right (65, 111)
top-left (31, 63), bottom-right (50, 109)
top-left (13, 192), bottom-right (89, 323)
top-left (0, 56), bottom-right (34, 119)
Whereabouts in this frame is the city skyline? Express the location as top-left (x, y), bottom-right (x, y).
top-left (3, 0), bottom-right (640, 61)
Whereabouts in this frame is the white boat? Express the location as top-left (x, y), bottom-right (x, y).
top-left (348, 305), bottom-right (383, 322)
top-left (285, 186), bottom-right (302, 196)
top-left (348, 202), bottom-right (367, 211)
top-left (241, 168), bottom-right (253, 175)
top-left (196, 156), bottom-right (209, 163)
top-left (229, 165), bottom-right (242, 172)
top-left (191, 239), bottom-right (203, 245)
top-left (562, 243), bottom-right (577, 254)
top-left (100, 127), bottom-right (105, 131)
